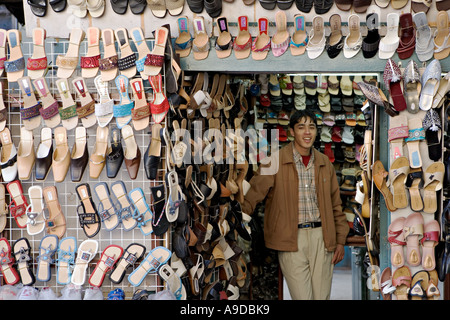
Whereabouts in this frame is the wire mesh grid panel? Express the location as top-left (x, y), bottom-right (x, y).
top-left (0, 29), bottom-right (171, 299)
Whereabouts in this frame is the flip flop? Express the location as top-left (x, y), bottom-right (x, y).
top-left (56, 28), bottom-right (84, 79)
top-left (100, 29), bottom-right (118, 82)
top-left (421, 219), bottom-right (440, 271)
top-left (56, 237), bottom-right (77, 285)
top-left (192, 16), bottom-right (210, 61)
top-left (25, 185), bottom-right (45, 236)
top-left (392, 265), bottom-right (411, 300)
top-left (94, 75), bottom-right (114, 127)
top-left (130, 77), bottom-right (150, 131)
top-left (13, 237), bottom-right (35, 286)
top-left (114, 75), bottom-right (134, 129)
top-left (175, 16), bottom-right (193, 58)
top-left (115, 28), bottom-right (137, 79)
top-left (109, 242), bottom-right (146, 284)
top-left (36, 234), bottom-right (59, 282)
top-left (81, 27), bottom-right (101, 79)
top-left (422, 161), bottom-right (445, 214)
top-left (75, 183), bottom-right (102, 238)
top-left (5, 29), bottom-right (25, 83)
top-left (405, 117), bottom-right (425, 169)
top-left (372, 160), bottom-right (396, 212)
top-left (18, 76), bottom-right (41, 130)
top-left (43, 186), bottom-right (66, 238)
top-left (27, 27), bottom-right (47, 80)
top-left (89, 245), bottom-right (123, 287)
top-left (110, 181), bottom-right (137, 231)
top-left (55, 78), bottom-right (79, 130)
top-left (72, 77), bottom-right (97, 128)
top-left (33, 77), bottom-right (61, 128)
top-left (93, 182), bottom-right (120, 231)
top-left (128, 246), bottom-right (171, 287)
top-left (71, 239), bottom-right (98, 286)
top-left (130, 27), bottom-right (151, 77)
top-left (0, 237), bottom-right (19, 285)
top-left (128, 187), bottom-right (153, 236)
top-left (145, 26), bottom-right (168, 76)
top-left (388, 156), bottom-right (409, 209)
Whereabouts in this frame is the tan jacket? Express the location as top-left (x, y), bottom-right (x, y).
top-left (242, 143), bottom-right (349, 252)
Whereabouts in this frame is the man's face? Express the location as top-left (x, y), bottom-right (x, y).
top-left (289, 116), bottom-right (317, 155)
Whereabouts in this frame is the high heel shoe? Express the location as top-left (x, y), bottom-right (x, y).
top-left (0, 127), bottom-right (18, 182)
top-left (106, 127), bottom-right (124, 179)
top-left (17, 127), bottom-right (36, 180)
top-left (357, 81), bottom-right (399, 117)
top-left (52, 126), bottom-right (70, 183)
top-left (35, 127), bottom-right (53, 181)
top-left (70, 126), bottom-right (89, 182)
top-left (122, 124), bottom-right (140, 180)
top-left (89, 126), bottom-right (109, 179)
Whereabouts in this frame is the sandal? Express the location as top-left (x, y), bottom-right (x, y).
top-left (99, 28), bottom-right (118, 82)
top-left (147, 0), bottom-right (166, 17)
top-left (130, 27), bottom-right (151, 76)
top-left (372, 160), bottom-right (396, 212)
top-left (114, 75), bottom-right (134, 129)
top-left (0, 29), bottom-right (5, 78)
top-left (0, 185), bottom-right (6, 233)
top-left (94, 75), bottom-right (114, 127)
top-left (413, 12), bottom-right (434, 62)
top-left (122, 124), bottom-right (141, 180)
top-left (55, 78), bottom-right (79, 130)
top-left (71, 239), bottom-right (98, 286)
top-left (215, 16), bottom-right (232, 59)
top-left (33, 77), bottom-right (61, 128)
top-left (362, 13), bottom-right (380, 58)
top-left (5, 29), bottom-right (25, 83)
top-left (110, 181), bottom-right (137, 231)
top-left (378, 13), bottom-right (400, 59)
top-left (130, 77), bottom-right (150, 131)
top-left (252, 17), bottom-right (271, 60)
top-left (404, 212), bottom-right (424, 266)
top-left (27, 27), bottom-right (47, 79)
top-left (109, 242), bottom-right (146, 284)
top-left (70, 127), bottom-right (89, 182)
top-left (72, 77), bottom-right (97, 128)
top-left (159, 264), bottom-right (187, 300)
top-left (165, 170), bottom-right (186, 223)
top-left (56, 28), bottom-right (84, 79)
top-left (81, 26), bottom-right (100, 78)
top-left (419, 59), bottom-right (441, 111)
top-left (383, 58), bottom-right (406, 112)
top-left (271, 12), bottom-right (289, 58)
top-left (403, 60), bottom-right (421, 114)
top-left (144, 26), bottom-right (168, 76)
top-left (93, 182), bottom-right (120, 231)
top-left (36, 234), bottom-right (58, 282)
top-left (144, 123), bottom-right (163, 180)
top-left (0, 237), bottom-right (19, 285)
top-left (406, 168), bottom-right (424, 212)
top-left (0, 83), bottom-right (6, 131)
top-left (421, 219), bottom-right (440, 271)
top-left (343, 14), bottom-right (362, 59)
top-left (306, 15), bottom-right (325, 59)
top-left (397, 13), bottom-right (415, 60)
top-left (290, 14), bottom-right (308, 56)
top-left (192, 16), bottom-right (210, 60)
top-left (422, 161), bottom-right (445, 214)
top-left (434, 11), bottom-right (450, 60)
top-left (0, 127), bottom-right (18, 183)
top-left (423, 109), bottom-right (442, 161)
top-left (149, 73), bottom-right (170, 124)
top-left (405, 117), bottom-right (425, 169)
top-left (175, 16), bottom-right (193, 58)
top-left (43, 186), bottom-right (66, 238)
top-left (115, 28), bottom-right (137, 77)
top-left (388, 216), bottom-right (406, 268)
top-left (388, 156), bottom-right (409, 209)
top-left (89, 245), bottom-right (123, 287)
top-left (128, 246), bottom-right (171, 287)
top-left (150, 184), bottom-right (169, 236)
top-left (25, 186), bottom-right (45, 236)
top-left (234, 15), bottom-right (252, 59)
top-left (75, 183), bottom-right (102, 238)
top-left (6, 180), bottom-right (28, 228)
top-left (89, 125), bottom-right (109, 179)
top-left (13, 237), bottom-right (35, 286)
top-left (56, 237), bottom-right (77, 285)
top-left (129, 187), bottom-right (153, 236)
top-left (28, 0), bottom-right (47, 16)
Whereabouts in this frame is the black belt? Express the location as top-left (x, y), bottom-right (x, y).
top-left (298, 222), bottom-right (322, 229)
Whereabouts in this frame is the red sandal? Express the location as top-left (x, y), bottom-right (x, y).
top-left (6, 180), bottom-right (28, 228)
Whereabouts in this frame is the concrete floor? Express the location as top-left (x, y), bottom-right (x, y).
top-left (330, 268), bottom-right (353, 300)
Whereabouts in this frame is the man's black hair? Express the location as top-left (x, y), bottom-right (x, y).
top-left (289, 109), bottom-right (317, 129)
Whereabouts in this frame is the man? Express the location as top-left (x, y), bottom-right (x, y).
top-left (241, 109), bottom-right (349, 300)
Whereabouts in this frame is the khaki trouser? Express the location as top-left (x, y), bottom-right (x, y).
top-left (278, 227), bottom-right (334, 300)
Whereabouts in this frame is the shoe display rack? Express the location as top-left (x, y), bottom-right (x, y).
top-left (0, 33), bottom-right (171, 298)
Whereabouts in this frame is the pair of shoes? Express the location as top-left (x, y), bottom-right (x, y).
top-left (67, 0), bottom-right (105, 18)
top-left (295, 0), bottom-right (332, 14)
top-left (110, 0), bottom-right (147, 14)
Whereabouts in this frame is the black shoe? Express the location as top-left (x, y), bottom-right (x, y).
top-left (106, 127), bottom-right (124, 178)
top-left (35, 128), bottom-right (53, 181)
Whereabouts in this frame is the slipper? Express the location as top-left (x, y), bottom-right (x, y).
top-left (25, 186), bottom-right (45, 236)
top-left (403, 60), bottom-right (421, 114)
top-left (393, 266), bottom-right (411, 300)
top-left (344, 14), bottom-right (362, 59)
top-left (33, 77), bottom-right (61, 128)
top-left (114, 75), bottom-right (134, 129)
top-left (192, 16), bottom-right (210, 61)
top-left (129, 187), bottom-right (153, 236)
top-left (215, 16), bottom-right (232, 59)
top-left (420, 59), bottom-right (441, 111)
top-left (413, 12), bottom-right (435, 62)
top-left (5, 29), bottom-right (25, 83)
top-left (128, 246), bottom-right (171, 287)
top-left (166, 0), bottom-right (184, 15)
top-left (412, 0), bottom-right (431, 12)
top-left (423, 109), bottom-right (442, 161)
top-left (432, 72), bottom-right (450, 109)
top-left (80, 27), bottom-right (100, 79)
top-left (93, 75), bottom-right (114, 127)
top-left (28, 0), bottom-right (47, 16)
top-left (422, 161), bottom-right (445, 214)
top-left (378, 13), bottom-right (400, 60)
top-left (380, 267), bottom-right (395, 300)
top-left (251, 17), bottom-right (270, 60)
top-left (56, 28), bottom-right (84, 79)
top-left (109, 181), bottom-right (136, 231)
top-left (0, 29), bottom-right (6, 78)
top-left (159, 264), bottom-right (187, 300)
top-left (383, 59), bottom-right (406, 112)
top-left (27, 28), bottom-right (47, 80)
top-left (388, 217), bottom-right (406, 268)
top-left (36, 234), bottom-right (58, 282)
top-left (149, 73), bottom-right (170, 124)
top-left (175, 16), bottom-right (193, 58)
top-left (55, 79), bottom-right (79, 130)
top-left (260, 0), bottom-right (276, 9)
top-left (43, 186), bottom-right (66, 238)
top-left (204, 0), bottom-right (221, 18)
top-left (75, 183), bottom-right (102, 238)
top-left (147, 0), bottom-right (166, 17)
top-left (72, 77), bottom-right (97, 128)
top-left (130, 27), bottom-right (151, 77)
top-left (0, 237), bottom-right (19, 285)
top-left (130, 77), bottom-right (150, 131)
top-left (405, 117), bottom-right (425, 169)
top-left (145, 26), bottom-right (168, 76)
top-left (6, 180), bottom-right (28, 228)
top-left (406, 167), bottom-right (424, 212)
top-left (86, 0), bottom-right (105, 17)
top-left (93, 182), bottom-right (120, 231)
top-left (404, 212), bottom-right (424, 267)
top-left (165, 170), bottom-right (185, 223)
top-left (71, 239), bottom-right (98, 286)
top-left (290, 14), bottom-right (308, 56)
top-left (334, 0), bottom-right (351, 10)
top-left (373, 160), bottom-right (396, 212)
top-left (13, 237), bottom-right (35, 286)
top-left (388, 114), bottom-right (408, 160)
top-left (434, 11), bottom-right (450, 60)
top-left (67, 0), bottom-right (87, 17)
top-left (56, 237), bottom-right (77, 285)
top-left (421, 219), bottom-right (440, 271)
top-left (115, 28), bottom-right (136, 79)
top-left (234, 16), bottom-right (252, 59)
top-left (99, 29), bottom-right (118, 82)
top-left (89, 245), bottom-right (123, 287)
top-left (110, 0), bottom-right (128, 14)
top-left (109, 243), bottom-right (146, 284)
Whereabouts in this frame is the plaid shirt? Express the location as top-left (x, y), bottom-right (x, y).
top-left (292, 145), bottom-right (321, 224)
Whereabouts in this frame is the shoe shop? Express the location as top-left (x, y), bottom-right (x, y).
top-left (0, 0), bottom-right (448, 304)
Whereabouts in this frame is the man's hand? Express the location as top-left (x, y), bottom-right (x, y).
top-left (332, 244), bottom-right (345, 265)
